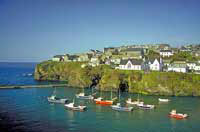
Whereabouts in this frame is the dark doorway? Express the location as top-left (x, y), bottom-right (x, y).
top-left (119, 81), bottom-right (129, 92)
top-left (90, 75), bottom-right (101, 88)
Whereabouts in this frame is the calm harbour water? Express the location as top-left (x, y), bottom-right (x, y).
top-left (0, 62), bottom-right (200, 132)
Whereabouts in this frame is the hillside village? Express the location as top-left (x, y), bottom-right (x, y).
top-left (51, 44), bottom-right (200, 74)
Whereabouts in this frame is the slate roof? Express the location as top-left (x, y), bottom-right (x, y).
top-left (121, 48), bottom-right (143, 52)
top-left (160, 50), bottom-right (172, 52)
top-left (53, 55), bottom-right (64, 58)
top-left (120, 59), bottom-right (143, 65)
top-left (69, 55), bottom-right (78, 60)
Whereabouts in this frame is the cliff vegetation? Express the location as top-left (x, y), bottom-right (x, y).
top-left (35, 61), bottom-right (200, 96)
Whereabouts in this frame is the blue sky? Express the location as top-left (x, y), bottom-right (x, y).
top-left (0, 0), bottom-right (200, 62)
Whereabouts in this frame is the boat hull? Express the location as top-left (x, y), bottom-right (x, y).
top-left (169, 114), bottom-right (188, 119)
top-left (76, 95), bottom-right (94, 100)
top-left (158, 98), bottom-right (169, 102)
top-left (47, 98), bottom-right (68, 104)
top-left (111, 105), bottom-right (133, 112)
top-left (95, 100), bottom-right (113, 105)
top-left (137, 104), bottom-right (155, 109)
top-left (65, 105), bottom-right (86, 111)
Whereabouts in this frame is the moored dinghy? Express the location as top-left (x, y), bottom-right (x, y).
top-left (137, 102), bottom-right (155, 109)
top-left (76, 87), bottom-right (94, 100)
top-left (111, 103), bottom-right (133, 111)
top-left (76, 92), bottom-right (94, 100)
top-left (126, 98), bottom-right (144, 105)
top-left (47, 95), bottom-right (68, 103)
top-left (111, 89), bottom-right (133, 112)
top-left (158, 98), bottom-right (170, 102)
top-left (47, 88), bottom-right (68, 103)
top-left (94, 88), bottom-right (117, 105)
top-left (169, 109), bottom-right (188, 119)
top-left (65, 99), bottom-right (87, 111)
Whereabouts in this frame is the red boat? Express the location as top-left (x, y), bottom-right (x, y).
top-left (94, 97), bottom-right (113, 105)
top-left (169, 110), bottom-right (188, 119)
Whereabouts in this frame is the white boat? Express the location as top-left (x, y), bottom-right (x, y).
top-left (47, 95), bottom-right (68, 103)
top-left (47, 88), bottom-right (68, 103)
top-left (111, 103), bottom-right (133, 112)
top-left (158, 98), bottom-right (170, 102)
top-left (76, 92), bottom-right (94, 100)
top-left (126, 98), bottom-right (144, 105)
top-left (111, 90), bottom-right (133, 112)
top-left (137, 102), bottom-right (155, 109)
top-left (64, 99), bottom-right (87, 111)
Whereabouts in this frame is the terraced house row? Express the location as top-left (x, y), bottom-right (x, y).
top-left (51, 44), bottom-right (200, 74)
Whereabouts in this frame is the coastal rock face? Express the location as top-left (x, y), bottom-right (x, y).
top-left (35, 61), bottom-right (200, 96)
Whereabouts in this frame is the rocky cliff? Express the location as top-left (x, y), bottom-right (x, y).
top-left (35, 61), bottom-right (200, 96)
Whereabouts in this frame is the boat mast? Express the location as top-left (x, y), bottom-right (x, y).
top-left (119, 89), bottom-right (120, 102)
top-left (110, 88), bottom-right (112, 100)
top-left (53, 88), bottom-right (57, 95)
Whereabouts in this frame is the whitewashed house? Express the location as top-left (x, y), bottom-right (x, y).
top-left (110, 58), bottom-right (121, 65)
top-left (186, 62), bottom-right (196, 70)
top-left (118, 59), bottom-right (144, 70)
top-left (168, 63), bottom-right (188, 73)
top-left (148, 58), bottom-right (163, 71)
top-left (194, 64), bottom-right (200, 71)
top-left (89, 57), bottom-right (100, 67)
top-left (160, 50), bottom-right (173, 57)
top-left (52, 55), bottom-right (64, 62)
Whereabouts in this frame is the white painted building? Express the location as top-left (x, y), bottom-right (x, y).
top-left (186, 62), bottom-right (196, 70)
top-left (110, 58), bottom-right (121, 65)
top-left (52, 55), bottom-right (64, 62)
top-left (119, 59), bottom-right (144, 70)
top-left (149, 58), bottom-right (163, 71)
top-left (160, 50), bottom-right (173, 57)
top-left (168, 63), bottom-right (188, 73)
top-left (194, 64), bottom-right (200, 71)
top-left (89, 57), bottom-right (100, 67)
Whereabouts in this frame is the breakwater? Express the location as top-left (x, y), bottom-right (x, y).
top-left (0, 84), bottom-right (68, 89)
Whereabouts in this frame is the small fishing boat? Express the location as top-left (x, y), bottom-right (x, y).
top-left (94, 97), bottom-right (114, 105)
top-left (65, 100), bottom-right (87, 111)
top-left (111, 89), bottom-right (133, 112)
top-left (94, 88), bottom-right (116, 105)
top-left (47, 95), bottom-right (68, 103)
top-left (158, 98), bottom-right (170, 102)
top-left (111, 103), bottom-right (133, 112)
top-left (47, 89), bottom-right (68, 103)
top-left (76, 87), bottom-right (95, 100)
top-left (126, 98), bottom-right (144, 105)
top-left (137, 102), bottom-right (155, 109)
top-left (169, 110), bottom-right (188, 119)
top-left (76, 92), bottom-right (94, 100)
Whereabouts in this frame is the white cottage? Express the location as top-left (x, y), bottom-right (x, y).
top-left (186, 62), bottom-right (196, 70)
top-left (119, 59), bottom-right (144, 70)
top-left (194, 64), bottom-right (200, 71)
top-left (160, 50), bottom-right (173, 57)
top-left (149, 58), bottom-right (163, 71)
top-left (52, 55), bottom-right (64, 62)
top-left (168, 63), bottom-right (188, 73)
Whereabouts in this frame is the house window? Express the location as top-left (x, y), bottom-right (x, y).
top-left (128, 63), bottom-right (131, 69)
